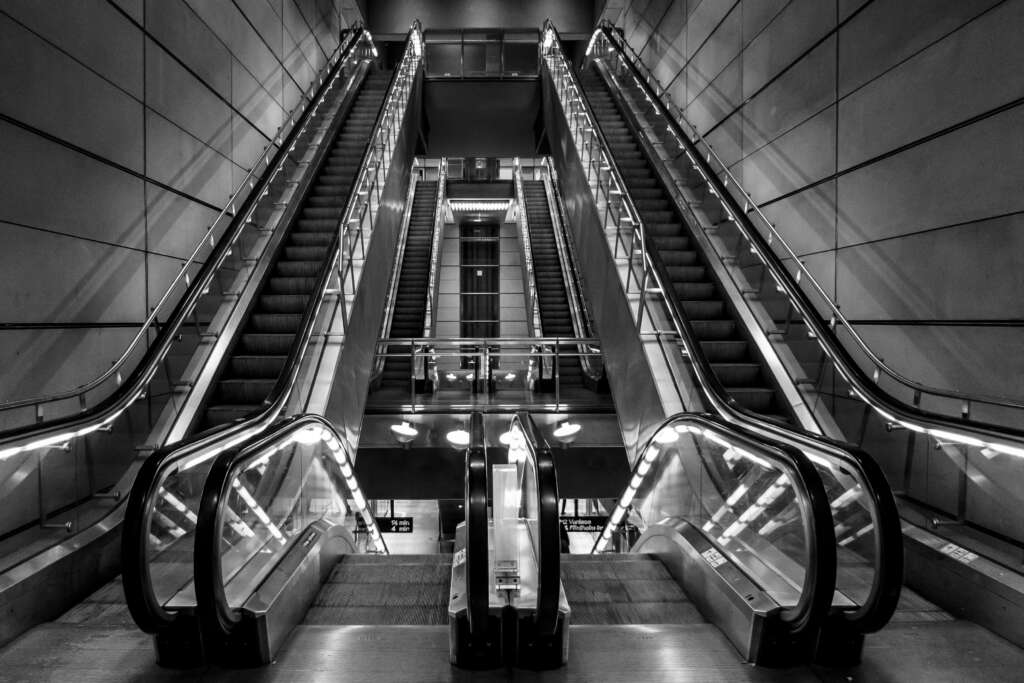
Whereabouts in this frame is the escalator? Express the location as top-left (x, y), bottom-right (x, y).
top-left (198, 70), bottom-right (392, 430)
top-left (118, 413), bottom-right (499, 669)
top-left (379, 180), bottom-right (439, 389)
top-left (506, 412), bottom-right (835, 667)
top-left (522, 180), bottom-right (586, 390)
top-left (578, 67), bottom-right (791, 423)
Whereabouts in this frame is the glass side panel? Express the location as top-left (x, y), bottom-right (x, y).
top-left (602, 420), bottom-right (813, 607)
top-left (213, 422), bottom-right (383, 610)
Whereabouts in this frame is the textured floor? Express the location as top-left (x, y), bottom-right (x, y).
top-left (4, 619), bottom-right (1024, 682)
top-left (303, 554), bottom-right (452, 625)
top-left (0, 565), bottom-right (1020, 681)
top-left (561, 553), bottom-right (704, 624)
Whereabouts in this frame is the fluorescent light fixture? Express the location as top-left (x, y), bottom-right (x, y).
top-left (292, 425), bottom-right (323, 445)
top-left (446, 429), bottom-right (470, 448)
top-left (653, 428), bottom-right (678, 444)
top-left (552, 421), bottom-right (581, 444)
top-left (389, 421), bottom-right (418, 444)
top-left (448, 200), bottom-right (511, 213)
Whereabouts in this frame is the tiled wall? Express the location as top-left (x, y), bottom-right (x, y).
top-left (0, 0), bottom-right (363, 403)
top-left (600, 0), bottom-right (1024, 399)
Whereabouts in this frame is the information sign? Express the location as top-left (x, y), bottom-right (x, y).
top-left (560, 515), bottom-right (609, 533)
top-left (356, 516), bottom-right (414, 533)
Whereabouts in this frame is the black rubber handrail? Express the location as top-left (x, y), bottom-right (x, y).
top-left (122, 27), bottom-right (388, 634)
top-left (601, 412), bottom-right (836, 640)
top-left (0, 28), bottom-right (366, 450)
top-left (586, 25), bottom-right (909, 631)
top-left (510, 412), bottom-right (561, 636)
top-left (465, 412), bottom-right (489, 644)
top-left (543, 19), bottom-right (902, 634)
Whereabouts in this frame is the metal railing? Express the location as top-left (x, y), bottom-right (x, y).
top-left (373, 336), bottom-right (604, 411)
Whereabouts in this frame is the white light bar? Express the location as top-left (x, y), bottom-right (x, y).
top-left (448, 199), bottom-right (511, 213)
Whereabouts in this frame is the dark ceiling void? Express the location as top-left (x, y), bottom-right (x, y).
top-left (422, 80), bottom-right (542, 156)
top-left (353, 445), bottom-right (629, 500)
top-left (367, 0), bottom-right (595, 37)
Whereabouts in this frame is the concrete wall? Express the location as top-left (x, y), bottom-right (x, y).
top-left (600, 0), bottom-right (1024, 400)
top-left (0, 0), bottom-right (363, 404)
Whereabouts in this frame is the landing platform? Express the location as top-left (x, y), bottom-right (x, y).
top-left (3, 621), bottom-right (1024, 682)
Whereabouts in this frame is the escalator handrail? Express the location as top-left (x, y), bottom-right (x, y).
top-left (0, 28), bottom-right (368, 425)
top-left (591, 23), bottom-right (1024, 433)
top-left (465, 412), bottom-right (489, 642)
top-left (193, 414), bottom-right (386, 640)
top-left (545, 21), bottom-right (902, 633)
top-left (596, 411), bottom-right (836, 639)
top-left (123, 23), bottom-right (421, 634)
top-left (510, 412), bottom-right (562, 636)
top-left (0, 28), bottom-right (369, 456)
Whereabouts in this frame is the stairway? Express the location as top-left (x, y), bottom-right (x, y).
top-left (561, 554), bottom-right (703, 624)
top-left (522, 180), bottom-right (584, 389)
top-left (198, 70), bottom-right (392, 430)
top-left (578, 66), bottom-right (790, 422)
top-left (303, 554), bottom-right (452, 625)
top-left (380, 181), bottom-right (439, 389)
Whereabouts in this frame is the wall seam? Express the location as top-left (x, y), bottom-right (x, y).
top-left (678, 0), bottom-right (795, 118)
top-left (105, 0), bottom-right (274, 145)
top-left (660, 0), bottom-right (742, 95)
top-left (635, 1), bottom-right (674, 60)
top-left (719, 0), bottom-right (1014, 178)
top-left (0, 112), bottom-right (227, 213)
top-left (0, 217), bottom-right (218, 261)
top-left (757, 96), bottom-right (1024, 210)
top-left (228, 0), bottom-right (307, 96)
top-left (182, 0), bottom-right (300, 110)
top-left (703, 0), bottom-right (876, 139)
